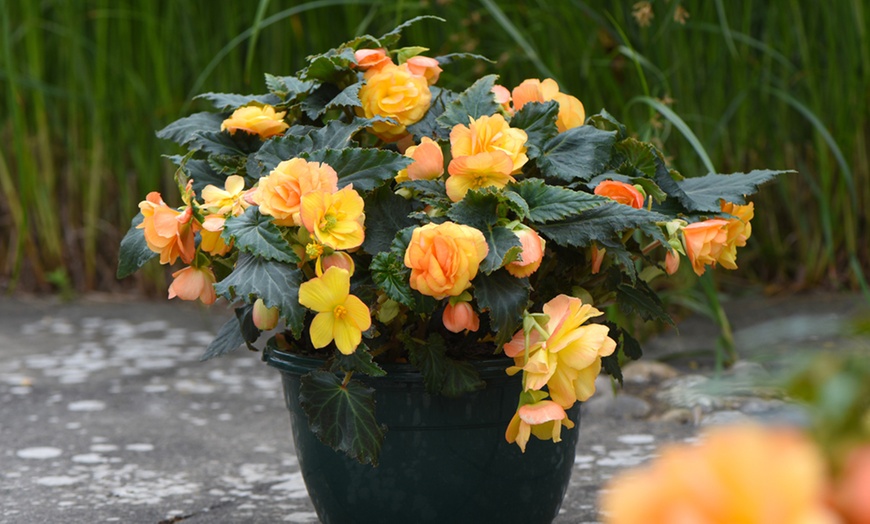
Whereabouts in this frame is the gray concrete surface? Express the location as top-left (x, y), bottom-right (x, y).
top-left (1, 292), bottom-right (867, 523)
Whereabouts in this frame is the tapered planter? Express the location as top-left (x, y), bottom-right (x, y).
top-left (264, 347), bottom-right (580, 524)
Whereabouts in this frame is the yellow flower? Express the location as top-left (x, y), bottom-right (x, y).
top-left (504, 295), bottom-right (616, 408)
top-left (221, 105), bottom-right (289, 139)
top-left (298, 267), bottom-right (371, 354)
top-left (449, 114), bottom-right (528, 174)
top-left (256, 158), bottom-right (339, 227)
top-left (357, 63), bottom-right (432, 142)
top-left (395, 137), bottom-right (444, 183)
top-left (199, 214), bottom-right (232, 256)
top-left (300, 186), bottom-right (365, 251)
top-left (505, 393), bottom-right (575, 453)
top-left (445, 151), bottom-right (515, 202)
top-left (202, 175), bottom-right (249, 216)
top-left (601, 425), bottom-right (840, 524)
top-left (511, 78), bottom-right (585, 133)
top-left (403, 222), bottom-right (489, 299)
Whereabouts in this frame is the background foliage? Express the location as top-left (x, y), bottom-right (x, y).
top-left (2, 0), bottom-right (867, 294)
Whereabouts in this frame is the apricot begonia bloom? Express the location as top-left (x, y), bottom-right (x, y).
top-left (202, 175), bottom-right (249, 216)
top-left (594, 180), bottom-right (645, 209)
top-left (297, 267), bottom-right (371, 354)
top-left (505, 295), bottom-right (616, 408)
top-left (404, 222), bottom-right (489, 299)
top-left (835, 445), bottom-right (870, 524)
top-left (354, 48), bottom-right (392, 72)
top-left (300, 186), bottom-right (365, 251)
top-left (682, 219), bottom-right (729, 276)
top-left (220, 105), bottom-right (289, 139)
top-left (442, 301), bottom-right (480, 333)
top-left (256, 158), bottom-right (339, 227)
top-left (357, 63), bottom-right (431, 142)
top-left (199, 214), bottom-right (231, 256)
top-left (506, 225), bottom-right (546, 278)
top-left (512, 78), bottom-right (585, 132)
top-left (601, 425), bottom-right (841, 524)
top-left (717, 201), bottom-right (754, 270)
top-left (168, 266), bottom-right (216, 305)
top-left (395, 137), bottom-right (444, 183)
top-left (137, 192), bottom-right (196, 265)
top-left (491, 85), bottom-right (512, 112)
top-left (405, 55), bottom-right (442, 85)
top-left (450, 114), bottom-right (528, 174)
top-left (445, 151), bottom-right (515, 202)
top-left (505, 397), bottom-right (575, 453)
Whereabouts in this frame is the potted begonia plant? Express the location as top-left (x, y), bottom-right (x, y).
top-left (118, 17), bottom-right (785, 524)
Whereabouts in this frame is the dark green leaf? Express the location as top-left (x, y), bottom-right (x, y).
top-left (370, 251), bottom-right (415, 309)
top-left (436, 75), bottom-right (500, 129)
top-left (587, 109), bottom-right (627, 139)
top-left (303, 148), bottom-right (412, 193)
top-left (378, 15), bottom-right (446, 48)
top-left (676, 170), bottom-right (789, 212)
top-left (441, 360), bottom-right (485, 397)
top-left (535, 203), bottom-right (668, 248)
top-left (300, 371), bottom-right (385, 465)
top-left (620, 329), bottom-right (643, 360)
top-left (246, 134), bottom-right (312, 178)
top-left (509, 178), bottom-right (607, 223)
top-left (300, 83), bottom-right (341, 120)
top-left (601, 352), bottom-right (623, 384)
top-left (405, 333), bottom-right (448, 394)
top-left (117, 213), bottom-right (156, 279)
top-left (264, 74), bottom-right (315, 101)
top-left (434, 52), bottom-right (495, 65)
top-left (195, 92), bottom-right (281, 111)
top-left (214, 254), bottom-right (306, 336)
top-left (301, 47), bottom-right (357, 83)
top-left (446, 189), bottom-right (501, 229)
top-left (222, 207), bottom-right (299, 263)
top-left (168, 155), bottom-right (226, 197)
top-left (480, 226), bottom-right (522, 274)
top-left (326, 82), bottom-right (363, 110)
top-left (199, 313), bottom-right (245, 361)
top-left (191, 130), bottom-right (262, 156)
top-left (537, 125), bottom-right (617, 183)
top-left (328, 345), bottom-right (386, 377)
top-left (510, 101), bottom-right (559, 158)
top-left (617, 281), bottom-right (674, 325)
top-left (308, 116), bottom-right (393, 150)
top-left (473, 269), bottom-right (529, 345)
top-left (361, 185), bottom-right (419, 254)
top-left (398, 179), bottom-right (449, 206)
top-left (235, 303), bottom-right (260, 344)
top-left (613, 138), bottom-right (661, 178)
top-left (156, 112), bottom-right (225, 146)
top-left (407, 86), bottom-right (458, 141)
top-left (208, 154), bottom-right (247, 176)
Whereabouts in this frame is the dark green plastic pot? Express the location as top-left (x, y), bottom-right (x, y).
top-left (264, 347), bottom-right (580, 524)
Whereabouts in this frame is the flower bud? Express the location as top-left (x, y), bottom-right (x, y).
top-left (318, 251), bottom-right (355, 276)
top-left (252, 298), bottom-right (280, 330)
top-left (442, 301), bottom-right (480, 333)
top-left (506, 225), bottom-right (545, 278)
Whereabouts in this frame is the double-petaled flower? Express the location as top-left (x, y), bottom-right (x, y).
top-left (221, 105), bottom-right (289, 139)
top-left (300, 186), bottom-right (365, 251)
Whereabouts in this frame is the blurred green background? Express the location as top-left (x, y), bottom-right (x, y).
top-left (2, 0), bottom-right (867, 295)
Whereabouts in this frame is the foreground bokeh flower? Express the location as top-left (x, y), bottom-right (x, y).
top-left (835, 445), bottom-right (870, 524)
top-left (449, 114), bottom-right (529, 174)
top-left (505, 295), bottom-right (616, 408)
top-left (601, 425), bottom-right (841, 524)
top-left (505, 392), bottom-right (575, 453)
top-left (137, 192), bottom-right (196, 265)
top-left (594, 180), bottom-right (645, 209)
top-left (357, 63), bottom-right (432, 141)
top-left (298, 267), bottom-right (371, 354)
top-left (511, 78), bottom-right (585, 132)
top-left (300, 186), bottom-right (365, 251)
top-left (404, 222), bottom-right (489, 299)
top-left (256, 158), bottom-right (339, 227)
top-left (168, 266), bottom-right (216, 305)
top-left (220, 105), bottom-right (289, 139)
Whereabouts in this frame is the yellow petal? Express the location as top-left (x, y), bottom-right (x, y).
top-left (309, 312), bottom-right (335, 349)
top-left (225, 175), bottom-right (245, 195)
top-left (298, 267), bottom-right (349, 312)
top-left (343, 295), bottom-right (372, 332)
top-left (333, 318), bottom-right (363, 354)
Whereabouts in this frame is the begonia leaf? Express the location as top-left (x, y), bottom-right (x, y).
top-left (117, 213), bottom-right (156, 279)
top-left (508, 178), bottom-right (607, 223)
top-left (328, 345), bottom-right (386, 377)
top-left (407, 86), bottom-right (459, 141)
top-left (473, 269), bottom-right (529, 345)
top-left (436, 75), bottom-right (500, 129)
top-left (222, 207), bottom-right (299, 263)
top-left (156, 111), bottom-right (225, 147)
top-left (675, 170), bottom-right (790, 212)
top-left (194, 92), bottom-right (281, 111)
top-left (299, 371), bottom-right (385, 466)
top-left (510, 100), bottom-right (559, 159)
top-left (536, 125), bottom-right (617, 183)
top-left (534, 203), bottom-right (668, 248)
top-left (302, 148), bottom-right (412, 193)
top-left (362, 185), bottom-right (419, 254)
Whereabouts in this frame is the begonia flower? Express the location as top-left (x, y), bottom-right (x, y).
top-left (221, 105), bottom-right (288, 139)
top-left (298, 267), bottom-right (371, 354)
top-left (137, 192), bottom-right (196, 265)
top-left (256, 158), bottom-right (339, 227)
top-left (404, 222), bottom-right (488, 299)
top-left (357, 63), bottom-right (431, 142)
top-left (300, 186), bottom-right (365, 251)
top-left (168, 266), bottom-right (216, 305)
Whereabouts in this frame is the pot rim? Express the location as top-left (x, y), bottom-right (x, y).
top-left (263, 346), bottom-right (516, 382)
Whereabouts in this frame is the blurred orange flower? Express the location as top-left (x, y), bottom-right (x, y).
top-left (405, 55), bottom-right (442, 85)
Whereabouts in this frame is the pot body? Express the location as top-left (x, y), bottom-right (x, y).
top-left (265, 348), bottom-right (579, 524)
